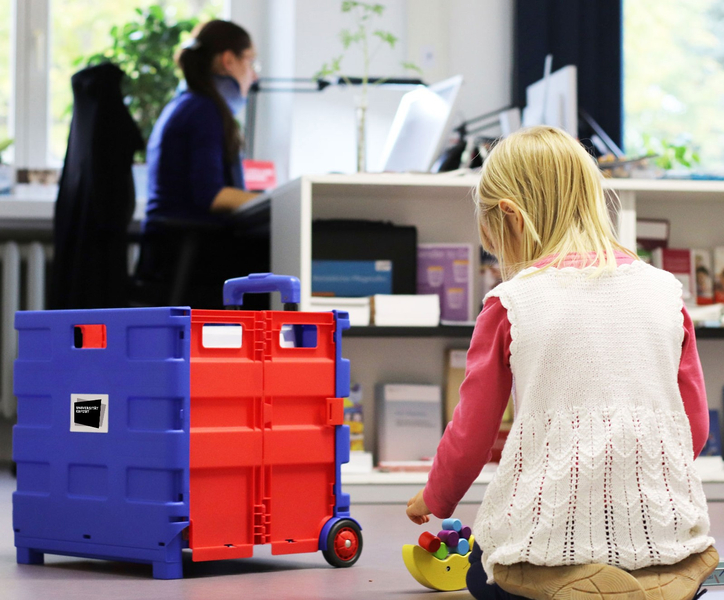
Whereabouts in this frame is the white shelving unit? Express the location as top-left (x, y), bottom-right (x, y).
top-left (254, 173), bottom-right (724, 312)
top-left (249, 173), bottom-right (724, 502)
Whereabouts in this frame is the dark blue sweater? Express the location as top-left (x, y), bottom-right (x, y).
top-left (145, 91), bottom-right (243, 221)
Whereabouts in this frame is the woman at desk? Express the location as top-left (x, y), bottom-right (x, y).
top-left (138, 19), bottom-right (267, 308)
top-left (145, 19), bottom-right (259, 218)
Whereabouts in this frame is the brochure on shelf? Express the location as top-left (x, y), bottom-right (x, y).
top-left (376, 383), bottom-right (442, 463)
top-left (370, 294), bottom-right (440, 326)
top-left (311, 259), bottom-right (392, 297)
top-left (308, 296), bottom-right (371, 326)
top-left (417, 243), bottom-right (474, 322)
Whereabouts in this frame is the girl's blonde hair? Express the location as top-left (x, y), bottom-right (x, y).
top-left (475, 126), bottom-right (636, 278)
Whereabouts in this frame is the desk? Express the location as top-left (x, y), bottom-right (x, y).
top-left (0, 189), bottom-right (148, 240)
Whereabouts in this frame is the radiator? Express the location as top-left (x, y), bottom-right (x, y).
top-left (0, 241), bottom-right (48, 419)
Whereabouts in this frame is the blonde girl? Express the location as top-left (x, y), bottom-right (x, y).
top-left (406, 126), bottom-right (717, 600)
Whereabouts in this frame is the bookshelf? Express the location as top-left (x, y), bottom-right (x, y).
top-left (245, 174), bottom-right (724, 468)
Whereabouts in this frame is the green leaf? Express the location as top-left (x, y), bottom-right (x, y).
top-left (0, 138), bottom-right (13, 153)
top-left (340, 28), bottom-right (354, 49)
top-left (342, 1), bottom-right (359, 12)
top-left (149, 5), bottom-right (165, 21)
top-left (340, 26), bottom-right (365, 49)
top-left (373, 30), bottom-right (397, 47)
top-left (314, 55), bottom-right (344, 80)
top-left (401, 61), bottom-right (423, 76)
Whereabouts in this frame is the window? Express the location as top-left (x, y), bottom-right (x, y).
top-left (49, 0), bottom-right (222, 164)
top-left (0, 0), bottom-right (11, 156)
top-left (624, 0), bottom-right (724, 172)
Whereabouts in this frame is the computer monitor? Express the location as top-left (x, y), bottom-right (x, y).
top-left (522, 64), bottom-right (577, 136)
top-left (379, 75), bottom-right (463, 173)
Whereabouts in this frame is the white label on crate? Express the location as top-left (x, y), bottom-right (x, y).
top-left (375, 260), bottom-right (392, 272)
top-left (70, 394), bottom-right (109, 433)
top-left (202, 323), bottom-right (243, 348)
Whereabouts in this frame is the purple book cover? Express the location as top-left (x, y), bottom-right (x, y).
top-left (417, 244), bottom-right (473, 322)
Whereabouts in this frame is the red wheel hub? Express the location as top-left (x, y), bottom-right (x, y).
top-left (333, 527), bottom-right (359, 561)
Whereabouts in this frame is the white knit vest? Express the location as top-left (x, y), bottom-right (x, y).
top-left (474, 260), bottom-right (714, 582)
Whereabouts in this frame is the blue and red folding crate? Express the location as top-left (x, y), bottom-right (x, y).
top-left (12, 273), bottom-right (362, 579)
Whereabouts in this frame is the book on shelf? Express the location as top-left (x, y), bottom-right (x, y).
top-left (376, 383), bottom-right (442, 463)
top-left (651, 247), bottom-right (695, 303)
top-left (340, 383), bottom-right (373, 474)
top-left (714, 247), bottom-right (724, 304)
top-left (444, 349), bottom-right (467, 423)
top-left (343, 383), bottom-right (365, 451)
top-left (693, 248), bottom-right (715, 305)
top-left (370, 294), bottom-right (440, 327)
top-left (417, 243), bottom-right (474, 323)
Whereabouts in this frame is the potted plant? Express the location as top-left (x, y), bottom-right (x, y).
top-left (76, 5), bottom-right (198, 192)
top-left (0, 138), bottom-right (14, 195)
top-left (643, 134), bottom-right (701, 171)
top-left (315, 1), bottom-right (421, 172)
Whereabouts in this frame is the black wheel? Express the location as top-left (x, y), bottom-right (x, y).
top-left (322, 519), bottom-right (362, 567)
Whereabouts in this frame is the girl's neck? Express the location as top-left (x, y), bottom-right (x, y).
top-left (532, 250), bottom-right (636, 269)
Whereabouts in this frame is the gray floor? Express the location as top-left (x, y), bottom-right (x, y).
top-left (2, 471), bottom-right (724, 600)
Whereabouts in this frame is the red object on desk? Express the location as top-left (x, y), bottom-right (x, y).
top-left (243, 159), bottom-right (277, 191)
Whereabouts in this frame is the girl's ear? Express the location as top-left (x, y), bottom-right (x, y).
top-left (499, 199), bottom-right (524, 236)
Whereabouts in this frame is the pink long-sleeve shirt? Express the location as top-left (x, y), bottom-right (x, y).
top-left (424, 254), bottom-right (710, 519)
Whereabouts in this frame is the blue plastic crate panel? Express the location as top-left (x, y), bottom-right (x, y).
top-left (13, 307), bottom-right (191, 579)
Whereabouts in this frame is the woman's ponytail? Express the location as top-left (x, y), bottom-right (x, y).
top-left (175, 20), bottom-right (251, 163)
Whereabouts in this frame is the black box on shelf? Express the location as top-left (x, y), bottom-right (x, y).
top-left (312, 219), bottom-right (417, 296)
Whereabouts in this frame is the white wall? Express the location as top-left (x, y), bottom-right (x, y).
top-left (238, 0), bottom-right (514, 183)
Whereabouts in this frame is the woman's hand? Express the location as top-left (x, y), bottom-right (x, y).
top-left (406, 488), bottom-right (431, 525)
top-left (210, 187), bottom-right (260, 211)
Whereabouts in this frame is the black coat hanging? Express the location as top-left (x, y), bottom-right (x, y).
top-left (50, 62), bottom-right (144, 309)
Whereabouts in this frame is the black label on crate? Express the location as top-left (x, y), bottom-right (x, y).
top-left (70, 394), bottom-right (109, 433)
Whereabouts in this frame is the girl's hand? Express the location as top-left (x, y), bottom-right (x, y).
top-left (406, 488), bottom-right (431, 525)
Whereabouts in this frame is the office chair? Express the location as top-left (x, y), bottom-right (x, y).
top-left (129, 214), bottom-right (270, 310)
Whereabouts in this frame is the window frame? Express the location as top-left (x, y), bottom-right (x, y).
top-left (10, 0), bottom-right (233, 170)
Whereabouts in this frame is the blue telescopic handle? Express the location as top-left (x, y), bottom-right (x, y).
top-left (223, 273), bottom-right (301, 307)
